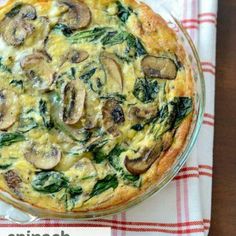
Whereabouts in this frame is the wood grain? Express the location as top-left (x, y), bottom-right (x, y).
top-left (209, 0), bottom-right (236, 235)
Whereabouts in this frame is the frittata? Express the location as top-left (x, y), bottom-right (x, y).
top-left (0, 0), bottom-right (194, 212)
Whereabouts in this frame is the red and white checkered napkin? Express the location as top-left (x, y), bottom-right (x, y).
top-left (0, 0), bottom-right (217, 235)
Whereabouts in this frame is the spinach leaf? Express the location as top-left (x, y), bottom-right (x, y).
top-left (39, 99), bottom-right (54, 130)
top-left (0, 57), bottom-right (11, 73)
top-left (131, 124), bottom-right (145, 131)
top-left (117, 1), bottom-right (132, 23)
top-left (126, 34), bottom-right (147, 57)
top-left (100, 93), bottom-right (126, 103)
top-left (93, 150), bottom-right (107, 163)
top-left (32, 171), bottom-right (68, 193)
top-left (53, 23), bottom-right (73, 37)
top-left (108, 145), bottom-right (126, 170)
top-left (68, 186), bottom-right (83, 198)
top-left (101, 31), bottom-right (127, 46)
top-left (133, 78), bottom-right (159, 103)
top-left (150, 97), bottom-right (193, 139)
top-left (18, 117), bottom-right (38, 133)
top-left (90, 174), bottom-right (118, 197)
top-left (9, 80), bottom-right (24, 89)
top-left (69, 27), bottom-right (108, 43)
top-left (63, 185), bottom-right (83, 210)
top-left (5, 4), bottom-right (22, 18)
top-left (0, 164), bottom-right (12, 170)
top-left (173, 97), bottom-right (193, 128)
top-left (108, 145), bottom-right (141, 186)
top-left (0, 133), bottom-right (25, 148)
top-left (80, 68), bottom-right (97, 83)
top-left (86, 139), bottom-right (109, 152)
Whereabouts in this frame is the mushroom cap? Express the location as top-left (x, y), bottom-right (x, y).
top-left (141, 55), bottom-right (177, 80)
top-left (59, 0), bottom-right (91, 30)
top-left (0, 90), bottom-right (19, 131)
top-left (61, 80), bottom-right (86, 125)
top-left (24, 142), bottom-right (61, 170)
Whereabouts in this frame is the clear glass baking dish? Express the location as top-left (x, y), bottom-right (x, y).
top-left (0, 1), bottom-right (205, 223)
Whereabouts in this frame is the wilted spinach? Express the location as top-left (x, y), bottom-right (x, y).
top-left (173, 97), bottom-right (193, 128)
top-left (100, 93), bottom-right (127, 103)
top-left (63, 185), bottom-right (83, 210)
top-left (69, 27), bottom-right (146, 59)
top-left (150, 97), bottom-right (193, 139)
top-left (126, 34), bottom-right (147, 57)
top-left (5, 4), bottom-right (22, 18)
top-left (0, 57), bottom-right (11, 73)
top-left (101, 31), bottom-right (127, 46)
top-left (69, 27), bottom-right (108, 43)
top-left (18, 117), bottom-right (38, 133)
top-left (32, 171), bottom-right (68, 193)
top-left (53, 23), bottom-right (73, 37)
top-left (79, 68), bottom-right (97, 83)
top-left (0, 133), bottom-right (25, 148)
top-left (133, 78), bottom-right (159, 103)
top-left (108, 145), bottom-right (141, 187)
top-left (116, 1), bottom-right (133, 23)
top-left (39, 99), bottom-right (54, 130)
top-left (90, 174), bottom-right (118, 197)
top-left (0, 163), bottom-right (12, 170)
top-left (9, 80), bottom-right (24, 89)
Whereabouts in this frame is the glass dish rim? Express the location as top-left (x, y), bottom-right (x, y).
top-left (0, 8), bottom-right (205, 222)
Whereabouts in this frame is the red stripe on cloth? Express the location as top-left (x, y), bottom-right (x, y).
top-left (199, 165), bottom-right (213, 170)
top-left (203, 120), bottom-right (215, 126)
top-left (202, 68), bottom-right (216, 75)
top-left (0, 218), bottom-right (211, 228)
top-left (182, 19), bottom-right (216, 25)
top-left (92, 219), bottom-right (210, 228)
top-left (180, 166), bottom-right (212, 173)
top-left (198, 13), bottom-right (217, 18)
top-left (201, 62), bottom-right (216, 69)
top-left (204, 113), bottom-right (215, 120)
top-left (0, 223), bottom-right (210, 234)
top-left (199, 171), bottom-right (213, 177)
top-left (184, 25), bottom-right (199, 30)
top-left (174, 173), bottom-right (213, 180)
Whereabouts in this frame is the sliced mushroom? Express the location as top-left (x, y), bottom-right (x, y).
top-left (0, 4), bottom-right (37, 46)
top-left (125, 139), bottom-right (163, 175)
top-left (62, 80), bottom-right (86, 125)
top-left (141, 55), bottom-right (177, 80)
top-left (100, 53), bottom-right (123, 93)
top-left (67, 49), bottom-right (89, 64)
top-left (4, 170), bottom-right (22, 195)
top-left (0, 90), bottom-right (19, 130)
top-left (20, 51), bottom-right (55, 90)
top-left (74, 158), bottom-right (97, 180)
top-left (1, 18), bottom-right (35, 46)
top-left (128, 106), bottom-right (157, 121)
top-left (102, 99), bottom-right (125, 136)
top-left (59, 0), bottom-right (91, 29)
top-left (24, 143), bottom-right (61, 170)
top-left (20, 4), bottom-right (37, 20)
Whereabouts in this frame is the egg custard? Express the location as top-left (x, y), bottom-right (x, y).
top-left (0, 0), bottom-right (194, 212)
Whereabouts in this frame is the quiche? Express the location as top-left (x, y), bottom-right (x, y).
top-left (0, 0), bottom-right (194, 213)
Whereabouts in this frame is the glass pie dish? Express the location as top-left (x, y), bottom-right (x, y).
top-left (0, 2), bottom-right (205, 223)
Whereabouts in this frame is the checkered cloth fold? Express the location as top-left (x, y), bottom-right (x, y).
top-left (0, 0), bottom-right (217, 235)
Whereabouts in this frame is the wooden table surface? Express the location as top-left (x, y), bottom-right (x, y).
top-left (209, 0), bottom-right (236, 235)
